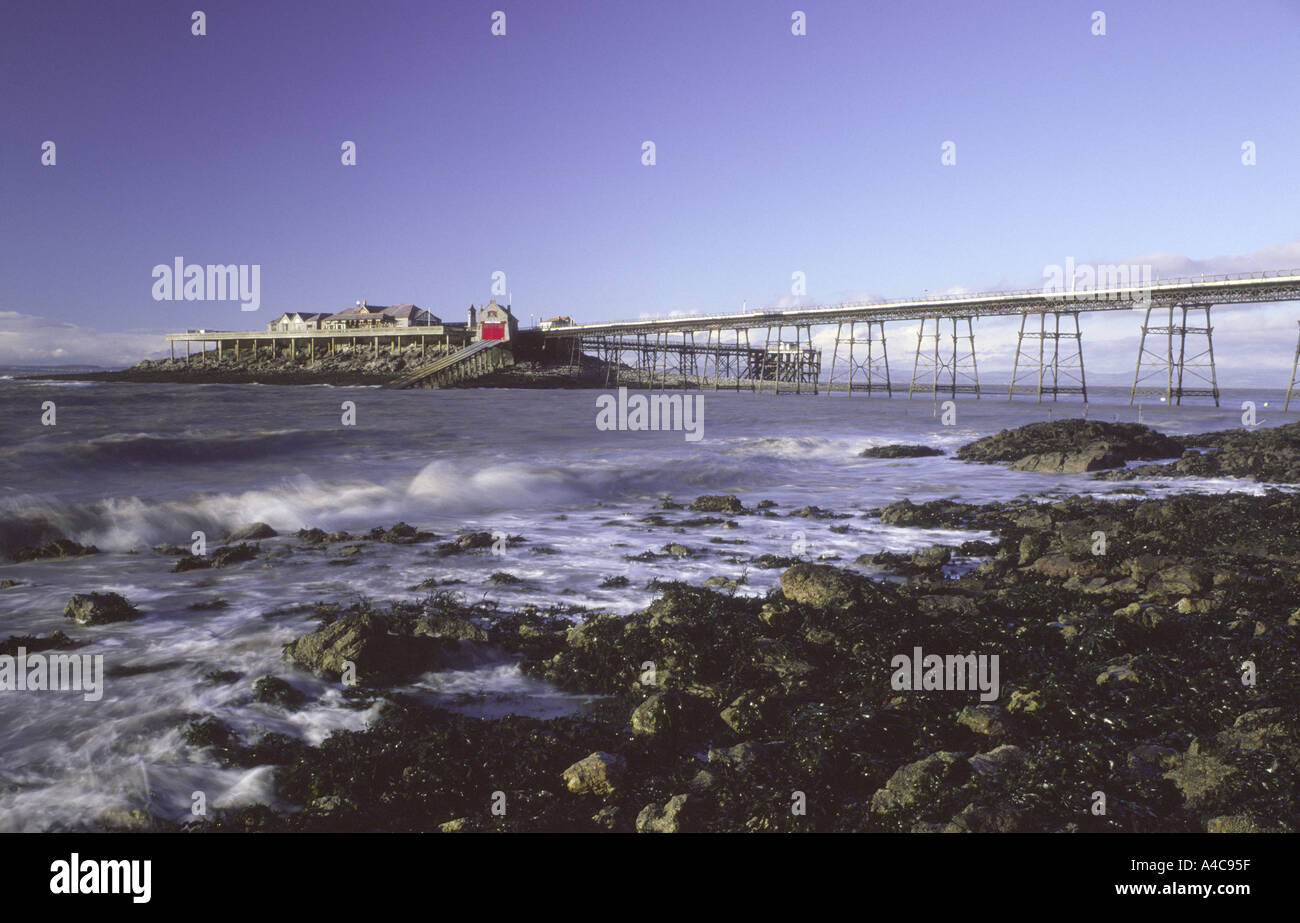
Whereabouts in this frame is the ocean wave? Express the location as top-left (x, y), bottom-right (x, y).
top-left (0, 429), bottom-right (327, 466)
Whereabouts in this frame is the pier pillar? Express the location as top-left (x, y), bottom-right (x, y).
top-left (1008, 310), bottom-right (1087, 402)
top-left (170, 342), bottom-right (174, 362)
top-left (908, 316), bottom-right (980, 399)
top-left (1129, 303), bottom-right (1219, 406)
top-left (1286, 322), bottom-right (1300, 412)
top-left (828, 319), bottom-right (890, 396)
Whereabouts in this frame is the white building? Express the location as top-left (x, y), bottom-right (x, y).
top-left (266, 312), bottom-right (332, 332)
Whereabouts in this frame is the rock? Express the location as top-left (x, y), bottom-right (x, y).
top-left (173, 542), bottom-right (261, 572)
top-left (282, 611), bottom-right (449, 684)
top-left (662, 543), bottom-right (691, 557)
top-left (10, 538), bottom-right (100, 563)
top-left (635, 794), bottom-right (699, 833)
top-left (1009, 447), bottom-right (1127, 473)
top-left (859, 444), bottom-right (945, 459)
top-left (935, 802), bottom-right (1027, 833)
top-left (592, 806), bottom-right (623, 830)
top-left (253, 675), bottom-right (305, 708)
top-left (1163, 753), bottom-right (1238, 807)
top-left (779, 563), bottom-right (875, 608)
top-left (378, 522), bottom-right (434, 544)
top-left (63, 592), bottom-right (140, 626)
top-left (97, 808), bottom-right (155, 832)
top-left (915, 595), bottom-right (978, 618)
top-left (1006, 689), bottom-right (1043, 713)
top-left (690, 494), bottom-right (745, 514)
top-left (911, 546), bottom-right (951, 571)
top-left (439, 817), bottom-right (469, 833)
top-left (706, 741), bottom-right (768, 772)
top-left (561, 751), bottom-right (626, 795)
top-left (870, 751), bottom-right (969, 814)
top-left (1144, 564), bottom-right (1206, 597)
top-left (413, 613), bottom-right (488, 643)
top-left (456, 531), bottom-right (497, 550)
top-left (629, 690), bottom-right (707, 738)
top-left (228, 522), bottom-right (277, 541)
top-left (957, 705), bottom-right (1009, 739)
top-left (1, 631), bottom-right (77, 657)
top-left (1101, 421), bottom-right (1300, 484)
top-left (720, 691), bottom-right (768, 735)
top-left (967, 744), bottom-right (1026, 780)
top-left (1017, 534), bottom-right (1049, 566)
top-left (788, 505), bottom-right (843, 519)
top-left (1206, 815), bottom-right (1286, 833)
top-left (957, 420), bottom-right (1182, 472)
top-left (1097, 659), bottom-right (1140, 686)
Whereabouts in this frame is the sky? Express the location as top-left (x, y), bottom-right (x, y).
top-left (1, 0), bottom-right (1298, 382)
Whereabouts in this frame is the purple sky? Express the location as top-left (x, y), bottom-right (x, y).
top-left (1, 0), bottom-right (1299, 380)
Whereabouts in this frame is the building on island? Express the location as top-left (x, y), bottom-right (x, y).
top-left (474, 299), bottom-right (517, 341)
top-left (320, 301), bottom-right (440, 330)
top-left (266, 312), bottom-right (332, 332)
top-left (538, 315), bottom-right (574, 331)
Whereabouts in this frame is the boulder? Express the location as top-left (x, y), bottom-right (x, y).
top-left (629, 690), bottom-right (707, 738)
top-left (64, 592), bottom-right (140, 626)
top-left (779, 563), bottom-right (874, 608)
top-left (561, 751), bottom-right (626, 795)
top-left (956, 420), bottom-right (1182, 471)
top-left (690, 494), bottom-right (745, 514)
top-left (870, 751), bottom-right (969, 814)
top-left (635, 794), bottom-right (699, 833)
top-left (228, 522), bottom-right (277, 541)
top-left (859, 444), bottom-right (945, 459)
top-left (282, 612), bottom-right (449, 684)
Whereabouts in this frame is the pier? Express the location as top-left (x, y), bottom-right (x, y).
top-left (163, 269), bottom-right (1300, 404)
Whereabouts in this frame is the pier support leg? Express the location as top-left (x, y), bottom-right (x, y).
top-left (829, 319), bottom-right (890, 396)
top-left (1009, 310), bottom-right (1086, 402)
top-left (1286, 322), bottom-right (1300, 412)
top-left (910, 316), bottom-right (978, 399)
top-left (1129, 303), bottom-right (1219, 406)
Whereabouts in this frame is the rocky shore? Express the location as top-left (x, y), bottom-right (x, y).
top-left (30, 340), bottom-right (615, 388)
top-left (8, 418), bottom-right (1298, 833)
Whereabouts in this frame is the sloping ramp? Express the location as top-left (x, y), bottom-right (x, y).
top-left (384, 339), bottom-right (506, 389)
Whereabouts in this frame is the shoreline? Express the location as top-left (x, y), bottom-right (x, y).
top-left (5, 419), bottom-right (1298, 833)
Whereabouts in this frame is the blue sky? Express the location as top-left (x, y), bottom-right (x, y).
top-left (1, 0), bottom-right (1298, 380)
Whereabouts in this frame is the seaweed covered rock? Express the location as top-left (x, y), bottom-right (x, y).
top-left (779, 562), bottom-right (881, 609)
top-left (282, 610), bottom-right (457, 684)
top-left (64, 592), bottom-right (140, 626)
top-left (689, 494), bottom-right (745, 513)
top-left (11, 538), bottom-right (99, 563)
top-left (957, 420), bottom-right (1181, 472)
top-left (859, 444), bottom-right (945, 459)
top-left (1102, 420), bottom-right (1300, 484)
top-left (561, 751), bottom-right (626, 795)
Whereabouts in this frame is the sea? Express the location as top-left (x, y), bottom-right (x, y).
top-left (0, 375), bottom-right (1291, 831)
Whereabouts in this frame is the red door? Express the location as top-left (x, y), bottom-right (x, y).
top-left (482, 323), bottom-right (505, 340)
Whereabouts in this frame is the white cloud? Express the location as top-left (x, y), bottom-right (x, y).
top-left (0, 311), bottom-right (166, 368)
